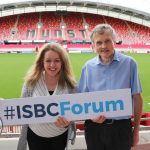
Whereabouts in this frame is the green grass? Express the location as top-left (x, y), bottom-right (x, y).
top-left (0, 53), bottom-right (35, 99)
top-left (0, 53), bottom-right (150, 112)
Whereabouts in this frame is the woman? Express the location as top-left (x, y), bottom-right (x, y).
top-left (17, 43), bottom-right (77, 150)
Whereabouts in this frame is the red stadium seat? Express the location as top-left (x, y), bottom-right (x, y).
top-left (140, 113), bottom-right (150, 126)
top-left (1, 12), bottom-right (150, 44)
top-left (76, 123), bottom-right (84, 131)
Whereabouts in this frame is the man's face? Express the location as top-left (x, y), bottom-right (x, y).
top-left (92, 30), bottom-right (115, 62)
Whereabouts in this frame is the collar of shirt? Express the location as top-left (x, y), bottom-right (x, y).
top-left (95, 51), bottom-right (120, 65)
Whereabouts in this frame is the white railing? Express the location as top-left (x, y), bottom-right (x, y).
top-left (1, 117), bottom-right (150, 135)
top-left (2, 125), bottom-right (21, 134)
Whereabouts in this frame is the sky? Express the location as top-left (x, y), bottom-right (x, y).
top-left (0, 0), bottom-right (150, 14)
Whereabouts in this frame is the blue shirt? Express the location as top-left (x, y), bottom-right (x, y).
top-left (78, 51), bottom-right (142, 119)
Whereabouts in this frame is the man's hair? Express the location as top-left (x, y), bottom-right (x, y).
top-left (90, 24), bottom-right (116, 44)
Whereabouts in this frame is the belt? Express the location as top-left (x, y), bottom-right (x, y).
top-left (103, 119), bottom-right (131, 125)
top-left (104, 119), bottom-right (114, 124)
top-left (85, 119), bottom-right (131, 126)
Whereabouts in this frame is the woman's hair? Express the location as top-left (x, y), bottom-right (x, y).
top-left (24, 43), bottom-right (76, 89)
top-left (90, 24), bottom-right (116, 45)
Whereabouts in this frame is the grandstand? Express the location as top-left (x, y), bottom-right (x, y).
top-left (1, 12), bottom-right (150, 44)
top-left (0, 0), bottom-right (150, 53)
top-left (0, 0), bottom-right (150, 150)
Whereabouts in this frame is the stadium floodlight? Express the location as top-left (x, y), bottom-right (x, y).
top-left (61, 25), bottom-right (66, 29)
top-left (36, 22), bottom-right (43, 29)
top-left (60, 22), bottom-right (66, 29)
top-left (84, 24), bottom-right (89, 29)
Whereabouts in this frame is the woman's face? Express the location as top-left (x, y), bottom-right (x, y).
top-left (43, 50), bottom-right (62, 78)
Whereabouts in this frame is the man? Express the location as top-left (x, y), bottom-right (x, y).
top-left (78, 24), bottom-right (143, 150)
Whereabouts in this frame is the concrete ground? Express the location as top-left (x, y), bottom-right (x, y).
top-left (0, 129), bottom-right (150, 150)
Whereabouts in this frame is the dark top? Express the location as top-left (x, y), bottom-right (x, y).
top-left (49, 91), bottom-right (54, 95)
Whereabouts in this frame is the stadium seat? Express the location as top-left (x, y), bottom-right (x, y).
top-left (140, 113), bottom-right (150, 126)
top-left (0, 12), bottom-right (150, 44)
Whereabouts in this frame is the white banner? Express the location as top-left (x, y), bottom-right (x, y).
top-left (0, 89), bottom-right (132, 125)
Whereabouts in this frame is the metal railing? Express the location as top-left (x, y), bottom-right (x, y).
top-left (0, 117), bottom-right (150, 135)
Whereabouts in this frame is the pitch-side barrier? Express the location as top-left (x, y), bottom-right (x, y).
top-left (1, 115), bottom-right (150, 136)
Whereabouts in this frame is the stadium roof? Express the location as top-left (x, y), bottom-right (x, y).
top-left (0, 0), bottom-right (150, 27)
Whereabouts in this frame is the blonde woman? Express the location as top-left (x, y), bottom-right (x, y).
top-left (17, 43), bottom-right (77, 150)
